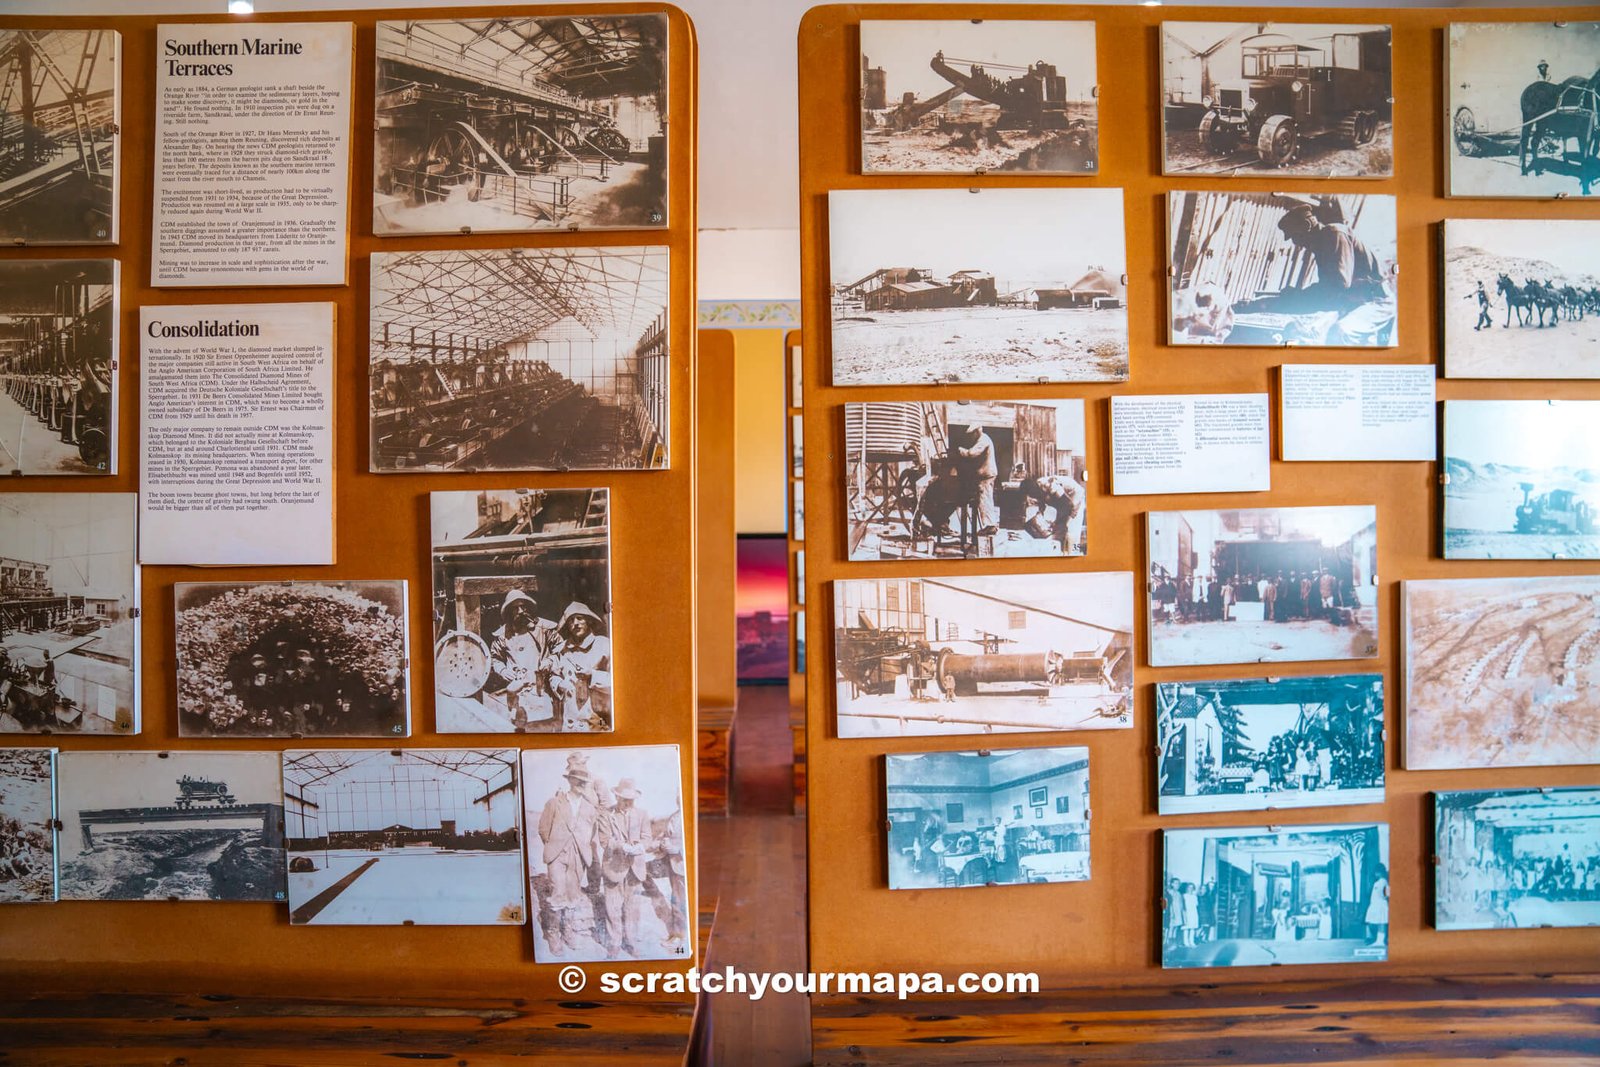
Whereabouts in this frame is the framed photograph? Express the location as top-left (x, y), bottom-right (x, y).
top-left (1436, 787), bottom-right (1600, 931)
top-left (1160, 23), bottom-right (1391, 178)
top-left (794, 609), bottom-right (806, 674)
top-left (1055, 796), bottom-right (1070, 815)
top-left (829, 188), bottom-right (1128, 386)
top-left (1403, 576), bottom-right (1600, 770)
top-left (372, 15), bottom-right (667, 234)
top-left (522, 743), bottom-right (689, 963)
top-left (736, 534), bottom-right (789, 684)
top-left (431, 489), bottom-right (613, 734)
top-left (792, 414), bottom-right (804, 477)
top-left (1148, 507), bottom-right (1379, 667)
top-left (0, 494), bottom-right (138, 735)
top-left (56, 751), bottom-right (285, 902)
top-left (833, 571), bottom-right (1133, 739)
top-left (1443, 220), bottom-right (1600, 378)
top-left (370, 247), bottom-right (669, 472)
top-left (1447, 22), bottom-right (1600, 199)
top-left (859, 20), bottom-right (1097, 175)
top-left (1168, 191), bottom-right (1397, 347)
top-left (1442, 400), bottom-right (1600, 559)
top-left (1156, 674), bottom-right (1384, 815)
top-left (0, 30), bottom-right (120, 244)
top-left (1162, 823), bottom-right (1390, 969)
top-left (0, 747), bottom-right (56, 902)
top-left (844, 400), bottom-right (1087, 560)
top-left (793, 482), bottom-right (805, 540)
top-left (283, 749), bottom-right (525, 925)
top-left (886, 747), bottom-right (1089, 890)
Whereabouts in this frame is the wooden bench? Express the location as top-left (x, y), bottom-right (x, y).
top-left (697, 702), bottom-right (736, 816)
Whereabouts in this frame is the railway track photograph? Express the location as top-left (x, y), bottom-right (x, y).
top-left (0, 747), bottom-right (55, 902)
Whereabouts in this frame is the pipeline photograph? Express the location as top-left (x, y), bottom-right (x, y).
top-left (832, 572), bottom-right (1133, 739)
top-left (1436, 787), bottom-right (1600, 931)
top-left (1161, 23), bottom-right (1392, 178)
top-left (1443, 400), bottom-right (1600, 559)
top-left (859, 20), bottom-right (1098, 175)
top-left (373, 16), bottom-right (666, 233)
top-left (431, 489), bottom-right (613, 734)
top-left (56, 751), bottom-right (285, 902)
top-left (845, 400), bottom-right (1087, 560)
top-left (0, 30), bottom-right (119, 244)
top-left (1402, 575), bottom-right (1600, 771)
top-left (886, 747), bottom-right (1090, 890)
top-left (369, 246), bottom-right (669, 472)
top-left (1443, 220), bottom-right (1600, 378)
top-left (1147, 506), bottom-right (1379, 668)
top-left (1156, 674), bottom-right (1384, 816)
top-left (829, 187), bottom-right (1129, 386)
top-left (0, 747), bottom-right (55, 902)
top-left (1447, 22), bottom-right (1600, 198)
top-left (1168, 191), bottom-right (1397, 347)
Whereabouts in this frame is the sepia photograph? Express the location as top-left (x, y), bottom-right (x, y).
top-left (1436, 787), bottom-right (1600, 931)
top-left (175, 581), bottom-right (411, 739)
top-left (1443, 400), bottom-right (1600, 559)
top-left (1448, 22), bottom-right (1600, 198)
top-left (284, 749), bottom-right (524, 925)
top-left (1148, 506), bottom-right (1379, 668)
top-left (0, 493), bottom-right (137, 734)
top-left (834, 572), bottom-right (1133, 739)
top-left (0, 747), bottom-right (55, 902)
top-left (859, 20), bottom-right (1098, 175)
top-left (1169, 191), bottom-right (1397, 347)
top-left (1403, 575), bottom-right (1600, 770)
top-left (56, 751), bottom-right (285, 902)
top-left (1163, 823), bottom-right (1390, 969)
top-left (0, 29), bottom-right (119, 243)
top-left (1156, 674), bottom-right (1384, 815)
top-left (844, 400), bottom-right (1087, 560)
top-left (1444, 220), bottom-right (1600, 378)
top-left (370, 247), bottom-right (669, 472)
top-left (829, 188), bottom-right (1128, 386)
top-left (433, 489), bottom-right (613, 733)
top-left (886, 747), bottom-right (1090, 890)
top-left (1161, 23), bottom-right (1392, 178)
top-left (0, 259), bottom-right (117, 474)
top-left (373, 16), bottom-right (666, 234)
top-left (523, 744), bottom-right (689, 963)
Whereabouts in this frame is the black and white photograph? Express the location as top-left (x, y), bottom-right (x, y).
top-left (0, 493), bottom-right (137, 734)
top-left (0, 259), bottom-right (117, 475)
top-left (0, 29), bottom-right (119, 244)
top-left (1443, 220), bottom-right (1600, 379)
top-left (1443, 400), bottom-right (1600, 560)
top-left (859, 20), bottom-right (1098, 175)
top-left (284, 749), bottom-right (524, 925)
top-left (834, 572), bottom-right (1134, 738)
top-left (1161, 23), bottom-right (1392, 177)
top-left (845, 400), bottom-right (1087, 561)
top-left (56, 751), bottom-right (285, 903)
top-left (523, 744), bottom-right (689, 963)
top-left (175, 581), bottom-right (411, 739)
top-left (0, 747), bottom-right (55, 902)
top-left (1156, 675), bottom-right (1384, 816)
top-left (1148, 507), bottom-right (1379, 668)
top-left (1447, 22), bottom-right (1600, 198)
top-left (886, 747), bottom-right (1090, 890)
top-left (829, 188), bottom-right (1128, 386)
top-left (1402, 576), bottom-right (1600, 771)
top-left (432, 489), bottom-right (613, 734)
top-left (373, 15), bottom-right (666, 234)
top-left (1168, 191), bottom-right (1398, 347)
top-left (370, 246), bottom-right (669, 472)
top-left (1436, 787), bottom-right (1600, 931)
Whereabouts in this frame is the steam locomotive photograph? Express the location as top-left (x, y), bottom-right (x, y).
top-left (832, 572), bottom-right (1134, 739)
top-left (859, 20), bottom-right (1098, 175)
top-left (373, 16), bottom-right (666, 234)
top-left (1447, 21), bottom-right (1600, 198)
top-left (0, 747), bottom-right (56, 902)
top-left (1161, 22), bottom-right (1392, 178)
top-left (1442, 400), bottom-right (1600, 559)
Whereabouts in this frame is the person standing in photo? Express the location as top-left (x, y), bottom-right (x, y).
top-left (549, 603), bottom-right (613, 731)
top-left (1181, 881), bottom-right (1200, 947)
top-left (599, 777), bottom-right (653, 958)
top-left (1366, 864), bottom-right (1390, 946)
top-left (951, 424), bottom-right (999, 537)
top-left (537, 754), bottom-right (601, 955)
